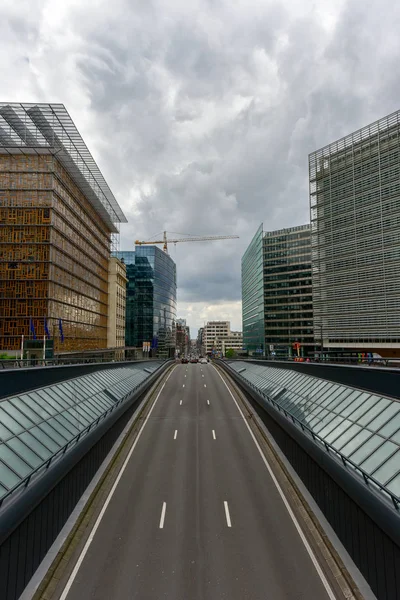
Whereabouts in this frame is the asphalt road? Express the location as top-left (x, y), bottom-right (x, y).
top-left (58, 363), bottom-right (337, 600)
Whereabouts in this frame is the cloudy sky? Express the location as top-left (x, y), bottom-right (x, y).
top-left (3, 0), bottom-right (400, 336)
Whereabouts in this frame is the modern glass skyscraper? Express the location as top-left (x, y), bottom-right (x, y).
top-left (309, 109), bottom-right (400, 354)
top-left (242, 223), bottom-right (313, 358)
top-left (241, 224), bottom-right (265, 356)
top-left (263, 225), bottom-right (313, 358)
top-left (115, 246), bottom-right (177, 357)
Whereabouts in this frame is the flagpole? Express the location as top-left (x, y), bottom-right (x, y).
top-left (43, 334), bottom-right (46, 362)
top-left (21, 334), bottom-right (24, 361)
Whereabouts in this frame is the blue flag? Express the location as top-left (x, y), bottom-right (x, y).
top-left (29, 318), bottom-right (37, 340)
top-left (44, 317), bottom-right (51, 339)
top-left (58, 318), bottom-right (64, 343)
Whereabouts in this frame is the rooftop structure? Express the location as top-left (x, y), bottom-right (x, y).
top-left (0, 103), bottom-right (127, 232)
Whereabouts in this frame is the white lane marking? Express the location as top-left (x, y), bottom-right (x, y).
top-left (180, 400), bottom-right (182, 405)
top-left (202, 374), bottom-right (204, 378)
top-left (174, 429), bottom-right (178, 440)
top-left (212, 429), bottom-right (216, 440)
top-left (59, 366), bottom-right (176, 600)
top-left (207, 399), bottom-right (210, 405)
top-left (183, 384), bottom-right (185, 388)
top-left (215, 368), bottom-right (337, 600)
top-left (204, 384), bottom-right (207, 388)
top-left (224, 501), bottom-right (232, 527)
top-left (159, 502), bottom-right (167, 529)
top-left (185, 375), bottom-right (187, 378)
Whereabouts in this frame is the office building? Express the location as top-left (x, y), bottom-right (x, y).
top-left (242, 224), bottom-right (313, 358)
top-left (176, 318), bottom-right (190, 357)
top-left (309, 109), bottom-right (400, 354)
top-left (242, 224), bottom-right (265, 356)
top-left (115, 247), bottom-right (177, 357)
top-left (221, 331), bottom-right (243, 355)
top-left (107, 256), bottom-right (127, 356)
top-left (263, 225), bottom-right (313, 358)
top-left (203, 321), bottom-right (242, 354)
top-left (0, 103), bottom-right (126, 352)
top-left (197, 327), bottom-right (205, 355)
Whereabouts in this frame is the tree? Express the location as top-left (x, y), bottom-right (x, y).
top-left (225, 348), bottom-right (235, 359)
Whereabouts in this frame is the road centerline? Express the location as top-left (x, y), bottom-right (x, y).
top-left (212, 430), bottom-right (216, 440)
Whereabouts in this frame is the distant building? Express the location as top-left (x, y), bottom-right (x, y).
top-left (115, 247), bottom-right (177, 357)
top-left (242, 223), bottom-right (313, 358)
top-left (176, 318), bottom-right (190, 357)
top-left (0, 103), bottom-right (126, 352)
top-left (197, 327), bottom-right (205, 355)
top-left (107, 257), bottom-right (127, 356)
top-left (221, 332), bottom-right (243, 355)
top-left (203, 321), bottom-right (242, 355)
top-left (310, 109), bottom-right (400, 356)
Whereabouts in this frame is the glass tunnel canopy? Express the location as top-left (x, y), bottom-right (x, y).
top-left (0, 362), bottom-right (164, 502)
top-left (228, 361), bottom-right (400, 503)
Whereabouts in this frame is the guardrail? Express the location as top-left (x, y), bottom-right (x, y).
top-left (221, 361), bottom-right (400, 512)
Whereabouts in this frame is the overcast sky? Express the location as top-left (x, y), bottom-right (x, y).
top-left (3, 0), bottom-right (400, 337)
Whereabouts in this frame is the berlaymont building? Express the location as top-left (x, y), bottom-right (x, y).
top-left (309, 109), bottom-right (400, 357)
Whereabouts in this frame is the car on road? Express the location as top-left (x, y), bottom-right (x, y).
top-left (181, 357), bottom-right (188, 364)
top-left (199, 358), bottom-right (207, 364)
top-left (190, 357), bottom-right (198, 363)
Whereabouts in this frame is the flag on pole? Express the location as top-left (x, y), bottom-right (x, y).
top-left (58, 318), bottom-right (64, 343)
top-left (44, 317), bottom-right (51, 339)
top-left (29, 318), bottom-right (37, 340)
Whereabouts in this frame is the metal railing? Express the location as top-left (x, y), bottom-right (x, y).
top-left (223, 362), bottom-right (400, 511)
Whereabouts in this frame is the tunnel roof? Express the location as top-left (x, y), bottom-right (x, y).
top-left (228, 361), bottom-right (400, 507)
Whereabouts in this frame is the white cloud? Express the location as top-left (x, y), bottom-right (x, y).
top-left (2, 0), bottom-right (400, 336)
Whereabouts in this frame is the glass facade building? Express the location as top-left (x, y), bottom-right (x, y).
top-left (115, 247), bottom-right (177, 357)
top-left (264, 225), bottom-right (313, 358)
top-left (241, 224), bottom-right (265, 356)
top-left (242, 223), bottom-right (314, 358)
top-left (309, 110), bottom-right (400, 354)
top-left (0, 103), bottom-right (126, 352)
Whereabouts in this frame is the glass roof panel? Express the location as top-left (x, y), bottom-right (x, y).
top-left (339, 429), bottom-right (372, 455)
top-left (377, 414), bottom-right (400, 438)
top-left (372, 450), bottom-right (400, 484)
top-left (0, 462), bottom-right (21, 489)
top-left (7, 438), bottom-right (43, 468)
top-left (0, 445), bottom-right (32, 478)
top-left (358, 399), bottom-right (391, 426)
top-left (0, 407), bottom-right (24, 436)
top-left (367, 404), bottom-right (400, 432)
top-left (19, 432), bottom-right (52, 460)
top-left (386, 472), bottom-right (400, 497)
top-left (348, 435), bottom-right (385, 463)
top-left (1, 401), bottom-right (34, 429)
top-left (359, 441), bottom-right (397, 474)
top-left (9, 398), bottom-right (41, 423)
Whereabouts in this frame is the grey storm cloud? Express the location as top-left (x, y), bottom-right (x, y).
top-left (2, 0), bottom-right (400, 332)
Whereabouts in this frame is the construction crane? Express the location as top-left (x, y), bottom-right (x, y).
top-left (135, 231), bottom-right (239, 253)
